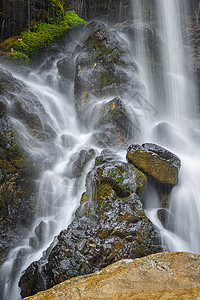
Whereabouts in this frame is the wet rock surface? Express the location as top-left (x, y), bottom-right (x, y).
top-left (24, 251), bottom-right (200, 300)
top-left (73, 22), bottom-right (145, 147)
top-left (19, 149), bottom-right (162, 298)
top-left (127, 143), bottom-right (181, 186)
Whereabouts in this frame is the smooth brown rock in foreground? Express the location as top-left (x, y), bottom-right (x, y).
top-left (24, 251), bottom-right (200, 300)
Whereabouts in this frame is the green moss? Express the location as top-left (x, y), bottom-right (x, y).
top-left (5, 51), bottom-right (29, 64)
top-left (0, 10), bottom-right (86, 65)
top-left (47, 0), bottom-right (65, 24)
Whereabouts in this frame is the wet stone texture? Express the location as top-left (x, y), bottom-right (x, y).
top-left (73, 21), bottom-right (145, 147)
top-left (127, 143), bottom-right (181, 225)
top-left (19, 149), bottom-right (162, 298)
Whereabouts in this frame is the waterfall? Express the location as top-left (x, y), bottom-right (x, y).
top-left (1, 0), bottom-right (200, 299)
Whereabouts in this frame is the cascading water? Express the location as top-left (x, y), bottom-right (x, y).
top-left (151, 0), bottom-right (200, 253)
top-left (130, 0), bottom-right (200, 253)
top-left (0, 42), bottom-right (99, 300)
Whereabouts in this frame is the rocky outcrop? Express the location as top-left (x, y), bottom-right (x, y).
top-left (19, 148), bottom-right (161, 298)
top-left (73, 22), bottom-right (147, 147)
top-left (24, 251), bottom-right (200, 300)
top-left (127, 143), bottom-right (181, 186)
top-left (0, 67), bottom-right (54, 267)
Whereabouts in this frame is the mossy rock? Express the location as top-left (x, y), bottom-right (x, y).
top-left (126, 143), bottom-right (181, 186)
top-left (73, 22), bottom-right (140, 143)
top-left (0, 8), bottom-right (86, 65)
top-left (87, 159), bottom-right (147, 204)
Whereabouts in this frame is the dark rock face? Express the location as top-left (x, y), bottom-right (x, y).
top-left (70, 148), bottom-right (96, 178)
top-left (127, 143), bottom-right (181, 187)
top-left (68, 0), bottom-right (132, 24)
top-left (91, 97), bottom-right (134, 148)
top-left (0, 67), bottom-right (54, 267)
top-left (19, 149), bottom-right (162, 298)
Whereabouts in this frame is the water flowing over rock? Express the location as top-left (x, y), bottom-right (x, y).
top-left (19, 149), bottom-right (161, 297)
top-left (1, 1), bottom-right (200, 299)
top-left (74, 22), bottom-right (145, 147)
top-left (23, 252), bottom-right (200, 300)
top-left (0, 67), bottom-right (55, 267)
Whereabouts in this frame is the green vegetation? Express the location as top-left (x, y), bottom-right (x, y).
top-left (0, 9), bottom-right (86, 64)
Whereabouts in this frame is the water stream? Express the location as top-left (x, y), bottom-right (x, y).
top-left (132, 0), bottom-right (200, 253)
top-left (1, 0), bottom-right (200, 299)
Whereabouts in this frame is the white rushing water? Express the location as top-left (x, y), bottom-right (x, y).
top-left (131, 0), bottom-right (200, 254)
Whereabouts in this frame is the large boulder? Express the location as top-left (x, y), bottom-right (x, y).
top-left (126, 143), bottom-right (181, 186)
top-left (19, 149), bottom-right (161, 298)
top-left (24, 251), bottom-right (200, 300)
